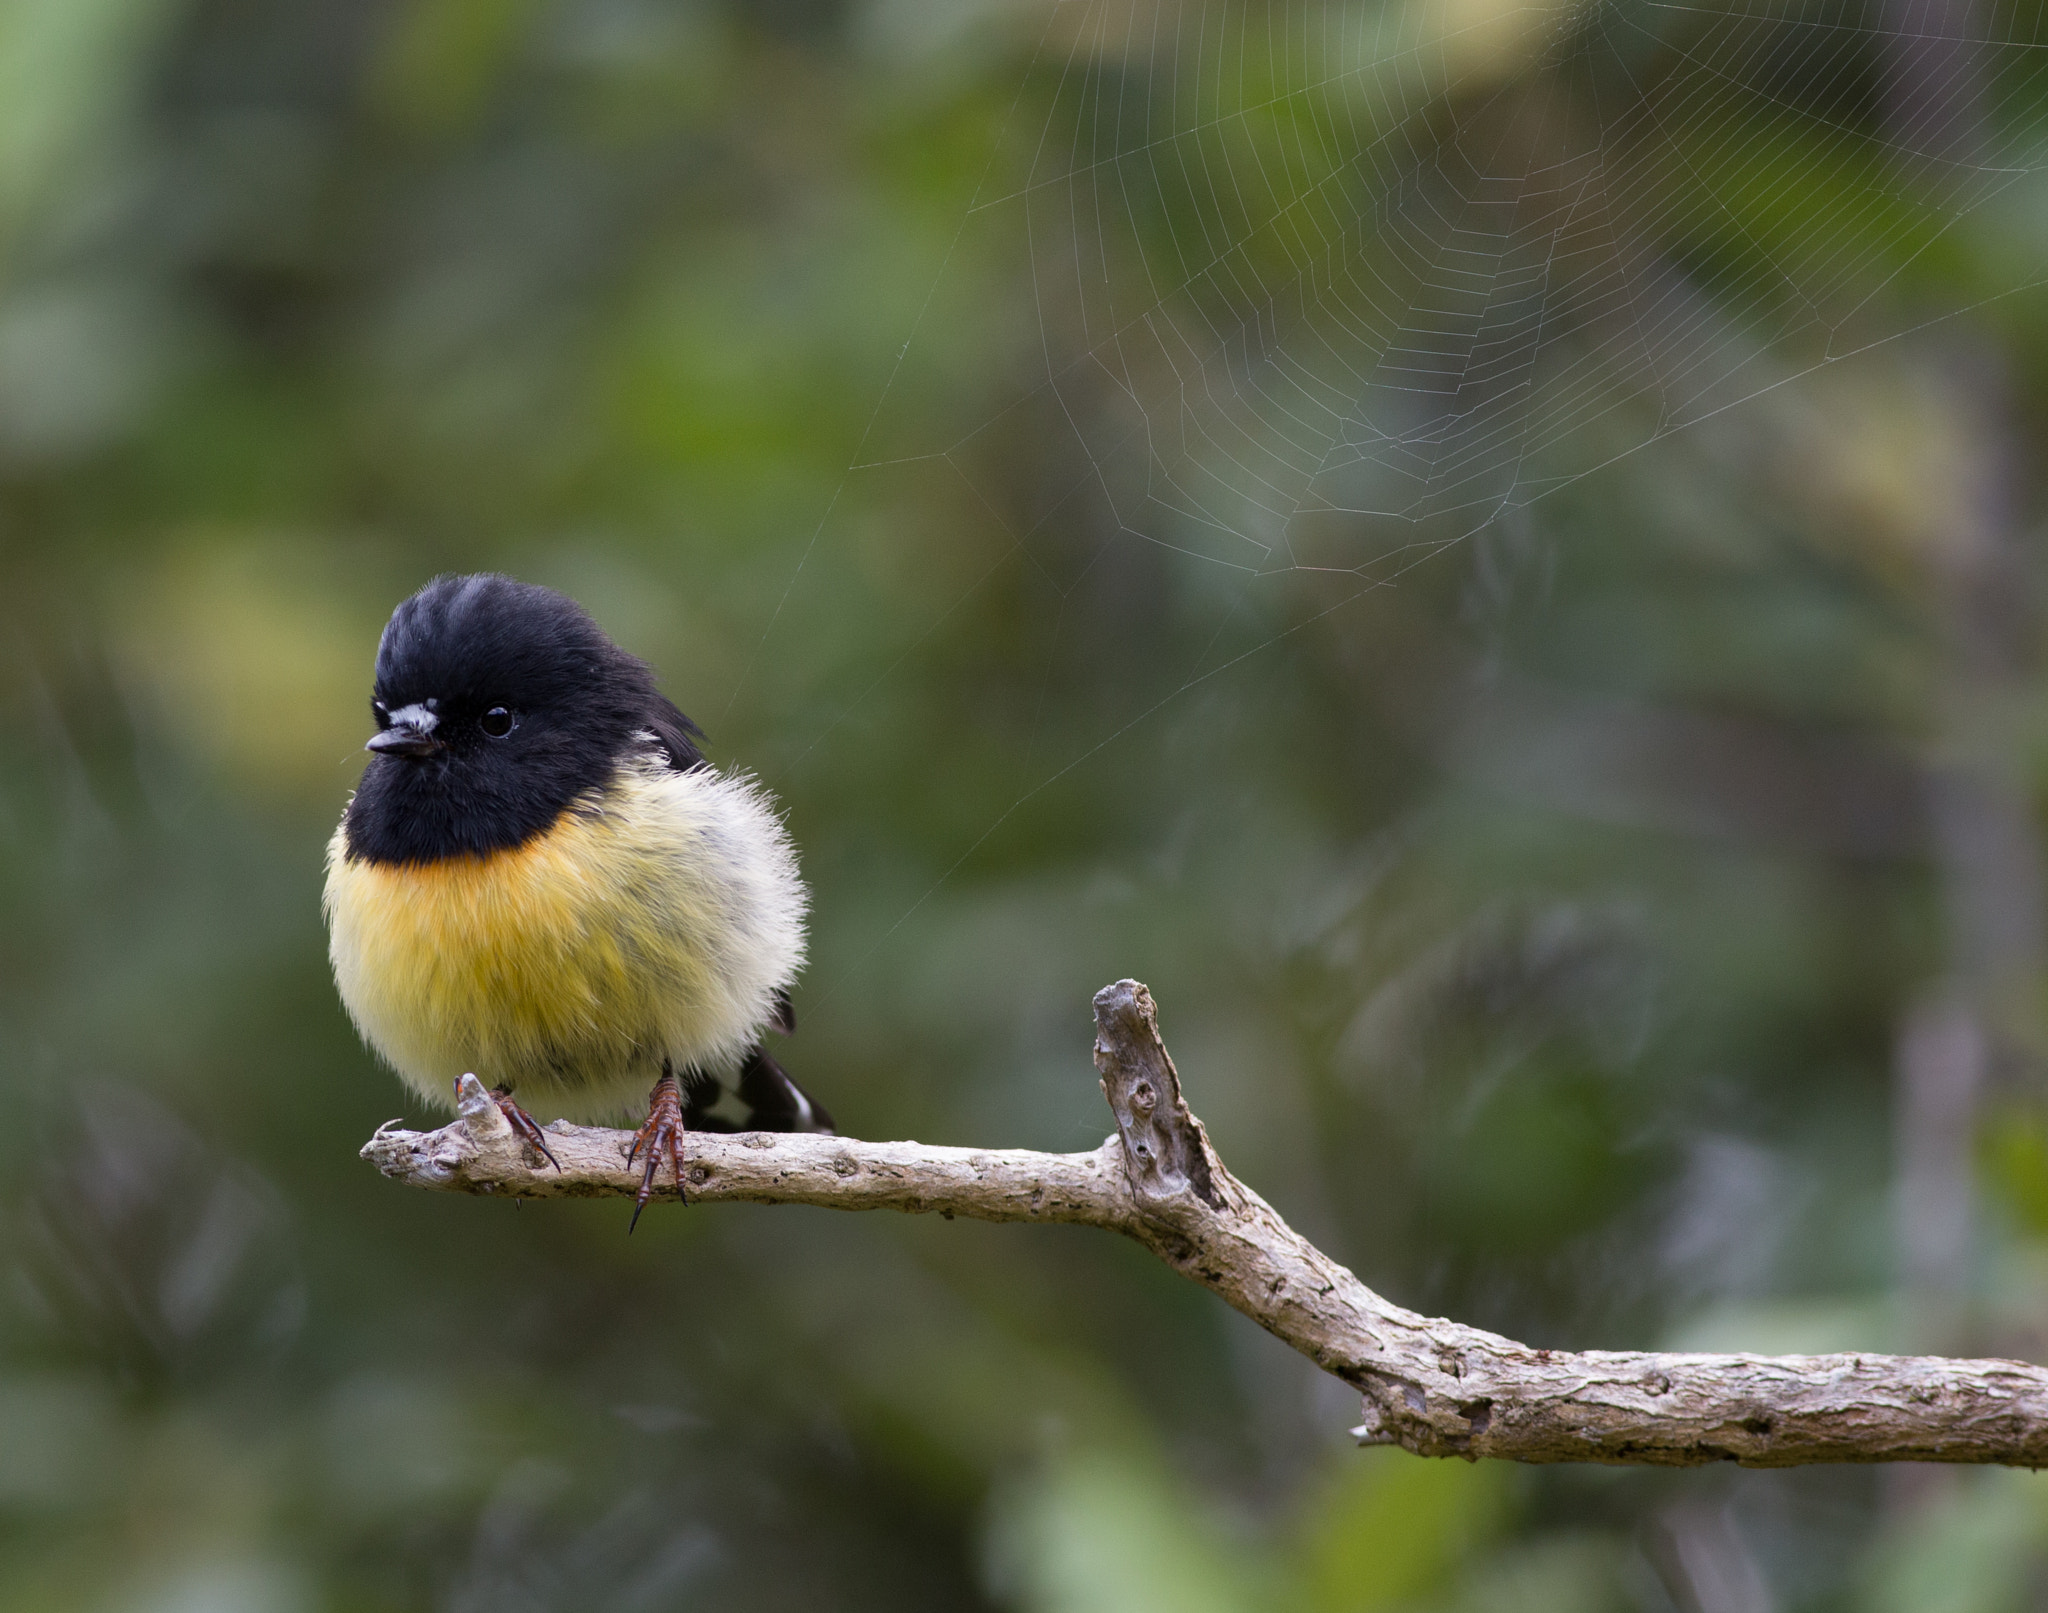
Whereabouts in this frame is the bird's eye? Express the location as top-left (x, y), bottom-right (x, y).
top-left (480, 707), bottom-right (516, 738)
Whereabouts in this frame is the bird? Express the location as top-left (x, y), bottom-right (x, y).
top-left (324, 573), bottom-right (829, 1227)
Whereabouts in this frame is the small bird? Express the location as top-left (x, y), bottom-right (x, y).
top-left (324, 573), bottom-right (829, 1226)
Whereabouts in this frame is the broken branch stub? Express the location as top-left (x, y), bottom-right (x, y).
top-left (1092, 980), bottom-right (1225, 1213)
top-left (361, 979), bottom-right (2048, 1467)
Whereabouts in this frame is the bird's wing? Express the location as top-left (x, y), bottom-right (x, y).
top-left (645, 696), bottom-right (707, 772)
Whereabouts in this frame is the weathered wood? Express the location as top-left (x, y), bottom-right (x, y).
top-left (361, 980), bottom-right (2048, 1467)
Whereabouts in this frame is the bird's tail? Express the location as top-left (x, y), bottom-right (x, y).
top-left (734, 1045), bottom-right (835, 1134)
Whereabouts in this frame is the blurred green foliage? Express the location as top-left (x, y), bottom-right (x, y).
top-left (4, 0), bottom-right (2048, 1607)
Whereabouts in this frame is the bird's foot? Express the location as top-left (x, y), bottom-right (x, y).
top-left (488, 1084), bottom-right (560, 1171)
top-left (626, 1069), bottom-right (687, 1230)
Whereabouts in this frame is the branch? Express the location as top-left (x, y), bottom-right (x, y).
top-left (362, 980), bottom-right (2048, 1467)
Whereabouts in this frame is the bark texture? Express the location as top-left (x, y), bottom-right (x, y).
top-left (361, 980), bottom-right (2048, 1467)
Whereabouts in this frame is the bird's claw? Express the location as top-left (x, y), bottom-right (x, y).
top-left (490, 1084), bottom-right (561, 1171)
top-left (627, 1070), bottom-right (687, 1230)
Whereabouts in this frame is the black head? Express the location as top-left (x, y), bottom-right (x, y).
top-left (342, 574), bottom-right (703, 865)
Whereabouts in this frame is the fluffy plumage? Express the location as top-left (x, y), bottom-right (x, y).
top-left (324, 574), bottom-right (821, 1135)
top-left (327, 756), bottom-right (806, 1120)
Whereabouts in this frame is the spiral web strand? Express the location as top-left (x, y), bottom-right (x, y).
top-left (890, 0), bottom-right (2043, 565)
top-left (791, 0), bottom-right (2048, 976)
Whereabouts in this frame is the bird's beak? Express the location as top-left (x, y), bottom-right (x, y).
top-left (366, 724), bottom-right (442, 757)
top-left (366, 702), bottom-right (444, 757)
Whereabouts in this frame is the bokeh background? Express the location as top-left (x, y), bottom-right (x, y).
top-left (5, 0), bottom-right (2048, 1607)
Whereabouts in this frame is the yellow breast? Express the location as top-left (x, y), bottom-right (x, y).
top-left (324, 762), bottom-right (805, 1121)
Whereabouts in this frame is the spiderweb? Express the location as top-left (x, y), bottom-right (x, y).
top-left (782, 0), bottom-right (2048, 953)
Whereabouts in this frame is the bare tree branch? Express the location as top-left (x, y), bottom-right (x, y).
top-left (361, 980), bottom-right (2048, 1467)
